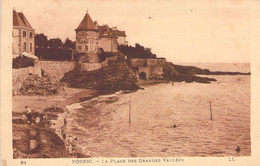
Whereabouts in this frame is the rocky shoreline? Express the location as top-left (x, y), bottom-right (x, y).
top-left (163, 62), bottom-right (250, 84)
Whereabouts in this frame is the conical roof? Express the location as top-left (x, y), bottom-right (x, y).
top-left (13, 10), bottom-right (33, 29)
top-left (76, 12), bottom-right (98, 31)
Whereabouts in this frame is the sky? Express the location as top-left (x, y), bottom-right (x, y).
top-left (11, 0), bottom-right (252, 63)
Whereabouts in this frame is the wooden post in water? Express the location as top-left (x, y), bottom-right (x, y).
top-left (210, 101), bottom-right (213, 121)
top-left (129, 95), bottom-right (131, 125)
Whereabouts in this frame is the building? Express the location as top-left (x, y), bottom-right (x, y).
top-left (98, 24), bottom-right (118, 52)
top-left (75, 12), bottom-right (99, 63)
top-left (98, 25), bottom-right (127, 52)
top-left (13, 10), bottom-right (35, 58)
top-left (110, 27), bottom-right (127, 46)
top-left (75, 12), bottom-right (127, 62)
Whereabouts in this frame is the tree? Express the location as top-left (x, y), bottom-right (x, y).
top-left (118, 43), bottom-right (157, 59)
top-left (47, 38), bottom-right (63, 49)
top-left (64, 38), bottom-right (75, 49)
top-left (35, 33), bottom-right (48, 48)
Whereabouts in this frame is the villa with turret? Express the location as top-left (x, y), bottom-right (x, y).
top-left (75, 12), bottom-right (127, 63)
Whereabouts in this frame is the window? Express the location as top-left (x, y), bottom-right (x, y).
top-left (30, 32), bottom-right (33, 38)
top-left (78, 45), bottom-right (82, 50)
top-left (23, 31), bottom-right (26, 37)
top-left (85, 45), bottom-right (88, 51)
top-left (30, 43), bottom-right (32, 52)
top-left (23, 42), bottom-right (26, 51)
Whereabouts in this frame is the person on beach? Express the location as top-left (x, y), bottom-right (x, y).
top-left (65, 105), bottom-right (70, 116)
top-left (66, 135), bottom-right (78, 155)
top-left (67, 135), bottom-right (75, 155)
top-left (25, 106), bottom-right (32, 125)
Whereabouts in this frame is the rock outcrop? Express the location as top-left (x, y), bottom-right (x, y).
top-left (61, 56), bottom-right (139, 93)
top-left (163, 62), bottom-right (217, 83)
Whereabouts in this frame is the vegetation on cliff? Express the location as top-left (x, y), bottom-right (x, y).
top-left (61, 55), bottom-right (139, 93)
top-left (118, 43), bottom-right (157, 59)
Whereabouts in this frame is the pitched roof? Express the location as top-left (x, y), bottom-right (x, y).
top-left (111, 29), bottom-right (126, 37)
top-left (98, 26), bottom-right (117, 38)
top-left (98, 25), bottom-right (127, 38)
top-left (13, 10), bottom-right (33, 29)
top-left (76, 13), bottom-right (98, 31)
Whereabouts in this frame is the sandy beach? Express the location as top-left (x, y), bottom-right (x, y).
top-left (12, 87), bottom-right (98, 113)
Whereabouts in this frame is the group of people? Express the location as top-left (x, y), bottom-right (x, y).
top-left (61, 106), bottom-right (78, 156)
top-left (22, 106), bottom-right (47, 125)
top-left (66, 135), bottom-right (78, 155)
top-left (24, 105), bottom-right (78, 155)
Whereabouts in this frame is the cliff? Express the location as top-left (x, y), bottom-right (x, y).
top-left (61, 55), bottom-right (139, 93)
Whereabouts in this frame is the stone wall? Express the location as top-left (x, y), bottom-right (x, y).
top-left (138, 67), bottom-right (163, 79)
top-left (130, 58), bottom-right (166, 68)
top-left (147, 58), bottom-right (166, 67)
top-left (40, 61), bottom-right (107, 80)
top-left (151, 67), bottom-right (164, 75)
top-left (139, 67), bottom-right (151, 79)
top-left (12, 59), bottom-right (109, 94)
top-left (147, 59), bottom-right (158, 67)
top-left (129, 58), bottom-right (166, 80)
top-left (156, 58), bottom-right (167, 66)
top-left (129, 59), bottom-right (147, 67)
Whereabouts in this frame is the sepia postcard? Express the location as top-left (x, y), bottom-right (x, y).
top-left (1, 0), bottom-right (260, 165)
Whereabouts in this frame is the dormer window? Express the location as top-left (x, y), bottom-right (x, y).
top-left (23, 31), bottom-right (26, 37)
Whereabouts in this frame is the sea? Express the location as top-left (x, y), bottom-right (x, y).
top-left (64, 63), bottom-right (251, 157)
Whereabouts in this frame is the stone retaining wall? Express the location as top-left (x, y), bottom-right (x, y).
top-left (40, 61), bottom-right (107, 80)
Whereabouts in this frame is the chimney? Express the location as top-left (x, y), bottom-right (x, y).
top-left (94, 21), bottom-right (98, 26)
top-left (112, 26), bottom-right (117, 30)
top-left (103, 24), bottom-right (108, 28)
